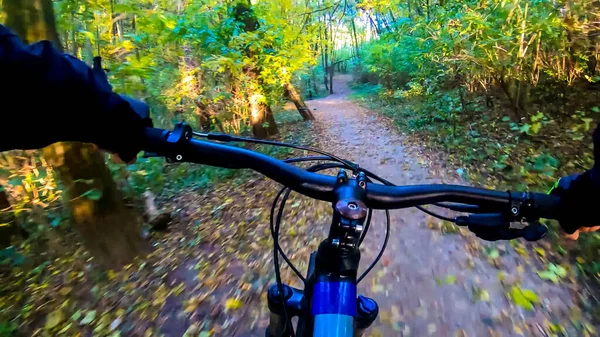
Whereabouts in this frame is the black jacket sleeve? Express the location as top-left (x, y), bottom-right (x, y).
top-left (0, 24), bottom-right (144, 160)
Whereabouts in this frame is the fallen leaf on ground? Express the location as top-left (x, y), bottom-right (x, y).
top-left (225, 298), bottom-right (243, 310)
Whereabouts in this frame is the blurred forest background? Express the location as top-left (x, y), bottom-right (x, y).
top-left (0, 0), bottom-right (599, 336)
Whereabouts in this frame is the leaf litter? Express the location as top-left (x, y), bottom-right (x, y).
top-left (0, 114), bottom-right (330, 336)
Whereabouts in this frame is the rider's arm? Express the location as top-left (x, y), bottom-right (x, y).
top-left (550, 125), bottom-right (600, 236)
top-left (0, 24), bottom-right (145, 161)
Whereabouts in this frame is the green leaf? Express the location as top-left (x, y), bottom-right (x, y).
top-left (592, 107), bottom-right (599, 113)
top-left (510, 286), bottom-right (534, 310)
top-left (8, 177), bottom-right (22, 186)
top-left (445, 275), bottom-right (457, 284)
top-left (57, 323), bottom-right (72, 334)
top-left (82, 188), bottom-right (102, 201)
top-left (114, 3), bottom-right (134, 12)
top-left (537, 270), bottom-right (558, 283)
top-left (521, 289), bottom-right (539, 303)
top-left (70, 310), bottom-right (82, 321)
top-left (45, 309), bottom-right (65, 330)
top-left (31, 261), bottom-right (50, 275)
top-left (79, 30), bottom-right (96, 42)
top-left (581, 118), bottom-right (593, 131)
top-left (532, 112), bottom-right (544, 122)
top-left (488, 249), bottom-right (500, 259)
top-left (80, 310), bottom-right (96, 325)
top-left (502, 116), bottom-right (511, 122)
top-left (558, 246), bottom-right (567, 255)
top-left (554, 265), bottom-right (567, 278)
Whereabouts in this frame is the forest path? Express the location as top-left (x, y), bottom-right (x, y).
top-left (305, 75), bottom-right (591, 337)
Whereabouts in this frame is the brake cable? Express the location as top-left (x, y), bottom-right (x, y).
top-left (193, 132), bottom-right (358, 170)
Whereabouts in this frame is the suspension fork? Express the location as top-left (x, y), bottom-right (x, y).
top-left (266, 170), bottom-right (379, 337)
top-left (265, 251), bottom-right (378, 337)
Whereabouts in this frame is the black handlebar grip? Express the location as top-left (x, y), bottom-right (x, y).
top-left (142, 127), bottom-right (169, 153)
top-left (455, 213), bottom-right (506, 227)
top-left (530, 193), bottom-right (561, 220)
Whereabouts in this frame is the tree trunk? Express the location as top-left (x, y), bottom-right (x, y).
top-left (234, 2), bottom-right (278, 138)
top-left (587, 16), bottom-right (599, 76)
top-left (351, 18), bottom-right (360, 60)
top-left (194, 100), bottom-right (224, 133)
top-left (388, 10), bottom-right (397, 29)
top-left (195, 105), bottom-right (212, 131)
top-left (4, 0), bottom-right (63, 50)
top-left (368, 14), bottom-right (380, 36)
top-left (250, 101), bottom-right (278, 138)
top-left (312, 69), bottom-right (319, 96)
top-left (0, 188), bottom-right (17, 248)
top-left (83, 22), bottom-right (95, 63)
top-left (266, 106), bottom-right (278, 135)
top-left (110, 0), bottom-right (117, 43)
top-left (43, 143), bottom-right (147, 268)
top-left (322, 14), bottom-right (330, 92)
top-left (328, 19), bottom-right (334, 94)
top-left (4, 0), bottom-right (147, 269)
top-left (284, 82), bottom-right (315, 120)
top-left (329, 64), bottom-right (334, 94)
top-left (70, 12), bottom-right (78, 56)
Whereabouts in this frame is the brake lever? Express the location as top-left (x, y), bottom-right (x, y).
top-left (455, 213), bottom-right (548, 242)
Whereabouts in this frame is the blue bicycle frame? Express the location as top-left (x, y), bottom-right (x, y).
top-left (311, 278), bottom-right (357, 337)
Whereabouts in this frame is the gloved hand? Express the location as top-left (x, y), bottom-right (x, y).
top-left (549, 125), bottom-right (600, 240)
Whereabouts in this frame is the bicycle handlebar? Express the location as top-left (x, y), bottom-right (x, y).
top-left (142, 126), bottom-right (561, 222)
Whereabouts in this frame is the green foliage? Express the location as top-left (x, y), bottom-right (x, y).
top-left (509, 286), bottom-right (540, 311)
top-left (537, 263), bottom-right (568, 284)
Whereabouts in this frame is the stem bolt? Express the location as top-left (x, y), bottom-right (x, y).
top-left (176, 154), bottom-right (183, 161)
top-left (511, 207), bottom-right (519, 215)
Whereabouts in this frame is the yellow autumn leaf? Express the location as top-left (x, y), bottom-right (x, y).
top-left (59, 287), bottom-right (72, 296)
top-left (369, 328), bottom-right (383, 337)
top-left (45, 308), bottom-right (65, 330)
top-left (225, 298), bottom-right (243, 310)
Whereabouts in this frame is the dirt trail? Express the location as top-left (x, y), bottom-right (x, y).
top-left (306, 75), bottom-right (591, 337)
